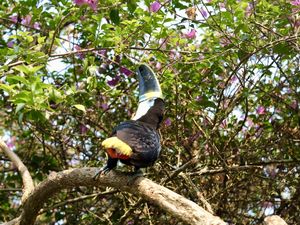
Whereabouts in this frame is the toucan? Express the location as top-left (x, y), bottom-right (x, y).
top-left (94, 64), bottom-right (164, 177)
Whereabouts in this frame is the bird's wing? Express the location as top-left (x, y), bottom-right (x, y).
top-left (114, 121), bottom-right (161, 166)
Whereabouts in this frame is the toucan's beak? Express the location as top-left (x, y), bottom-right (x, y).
top-left (136, 64), bottom-right (163, 102)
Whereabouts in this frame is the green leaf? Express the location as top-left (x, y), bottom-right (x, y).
top-left (16, 103), bottom-right (25, 113)
top-left (110, 9), bottom-right (120, 25)
top-left (14, 65), bottom-right (31, 75)
top-left (127, 0), bottom-right (137, 13)
top-left (0, 84), bottom-right (15, 92)
top-left (7, 75), bottom-right (29, 84)
top-left (73, 104), bottom-right (86, 112)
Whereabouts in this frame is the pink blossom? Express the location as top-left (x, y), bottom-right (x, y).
top-left (150, 1), bottom-right (161, 13)
top-left (33, 22), bottom-right (40, 30)
top-left (184, 29), bottom-right (196, 39)
top-left (158, 38), bottom-right (167, 49)
top-left (74, 0), bottom-right (97, 10)
top-left (7, 41), bottom-right (14, 48)
top-left (291, 0), bottom-right (300, 6)
top-left (74, 0), bottom-right (87, 6)
top-left (98, 49), bottom-right (107, 56)
top-left (10, 15), bottom-right (18, 24)
top-left (290, 100), bottom-right (298, 110)
top-left (87, 0), bottom-right (98, 10)
top-left (21, 15), bottom-right (32, 26)
top-left (107, 76), bottom-right (120, 86)
top-left (164, 118), bottom-right (172, 127)
top-left (230, 75), bottom-right (238, 83)
top-left (120, 67), bottom-right (133, 76)
top-left (261, 201), bottom-right (273, 208)
top-left (220, 119), bottom-right (227, 128)
top-left (245, 3), bottom-right (253, 17)
top-left (219, 3), bottom-right (226, 9)
top-left (155, 62), bottom-right (162, 70)
top-left (246, 118), bottom-right (254, 127)
top-left (195, 96), bottom-right (202, 101)
top-left (74, 45), bottom-right (85, 59)
top-left (6, 137), bottom-right (16, 149)
top-left (170, 49), bottom-right (181, 60)
top-left (80, 124), bottom-right (88, 134)
top-left (295, 20), bottom-right (300, 28)
top-left (220, 37), bottom-right (231, 47)
top-left (256, 106), bottom-right (266, 115)
top-left (101, 103), bottom-right (109, 110)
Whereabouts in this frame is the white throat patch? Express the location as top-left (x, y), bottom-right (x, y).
top-left (132, 99), bottom-right (155, 120)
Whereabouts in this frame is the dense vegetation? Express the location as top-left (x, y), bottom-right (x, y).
top-left (0, 0), bottom-right (299, 224)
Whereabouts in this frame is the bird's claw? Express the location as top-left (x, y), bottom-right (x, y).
top-left (93, 167), bottom-right (111, 180)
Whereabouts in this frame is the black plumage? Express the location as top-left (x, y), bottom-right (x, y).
top-left (99, 98), bottom-right (164, 174)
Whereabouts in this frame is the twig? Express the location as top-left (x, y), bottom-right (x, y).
top-left (39, 190), bottom-right (118, 214)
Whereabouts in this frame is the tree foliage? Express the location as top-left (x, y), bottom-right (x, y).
top-left (0, 0), bottom-right (299, 224)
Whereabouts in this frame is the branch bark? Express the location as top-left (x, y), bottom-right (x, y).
top-left (2, 168), bottom-right (226, 225)
top-left (264, 215), bottom-right (288, 225)
top-left (0, 140), bottom-right (34, 202)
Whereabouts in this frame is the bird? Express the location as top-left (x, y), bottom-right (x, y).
top-left (94, 64), bottom-right (165, 178)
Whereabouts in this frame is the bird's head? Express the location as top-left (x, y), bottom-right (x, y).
top-left (132, 64), bottom-right (164, 128)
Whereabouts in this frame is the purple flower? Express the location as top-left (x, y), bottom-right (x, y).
top-left (74, 0), bottom-right (97, 10)
top-left (184, 29), bottom-right (196, 39)
top-left (245, 3), bottom-right (253, 17)
top-left (6, 137), bottom-right (16, 149)
top-left (80, 124), bottom-right (88, 134)
top-left (7, 41), bottom-right (14, 48)
top-left (33, 22), bottom-right (40, 30)
top-left (74, 45), bottom-right (85, 59)
top-left (155, 62), bottom-right (162, 70)
top-left (291, 0), bottom-right (300, 6)
top-left (195, 95), bottom-right (202, 101)
top-left (87, 0), bottom-right (98, 10)
top-left (10, 15), bottom-right (18, 24)
top-left (107, 76), bottom-right (120, 86)
top-left (220, 37), bottom-right (231, 47)
top-left (21, 15), bottom-right (32, 26)
top-left (120, 67), bottom-right (133, 76)
top-left (256, 106), bottom-right (266, 115)
top-left (290, 100), bottom-right (298, 110)
top-left (246, 118), bottom-right (254, 127)
top-left (170, 49), bottom-right (181, 60)
top-left (164, 118), bottom-right (172, 127)
top-left (220, 119), bottom-right (227, 128)
top-left (101, 103), bottom-right (109, 110)
top-left (230, 75), bottom-right (238, 83)
top-left (219, 3), bottom-right (226, 9)
top-left (74, 0), bottom-right (87, 6)
top-left (199, 7), bottom-right (208, 18)
top-left (150, 1), bottom-right (161, 13)
top-left (98, 49), bottom-right (107, 56)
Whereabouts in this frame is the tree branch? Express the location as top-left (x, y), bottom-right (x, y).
top-left (3, 168), bottom-right (226, 225)
top-left (264, 215), bottom-right (287, 225)
top-left (0, 140), bottom-right (34, 202)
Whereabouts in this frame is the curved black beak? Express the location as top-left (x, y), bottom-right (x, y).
top-left (136, 64), bottom-right (163, 102)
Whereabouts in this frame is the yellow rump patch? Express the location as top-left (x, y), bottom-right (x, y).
top-left (101, 137), bottom-right (132, 156)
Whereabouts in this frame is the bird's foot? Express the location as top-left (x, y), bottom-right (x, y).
top-left (93, 166), bottom-right (111, 180)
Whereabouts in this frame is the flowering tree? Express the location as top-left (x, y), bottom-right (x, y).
top-left (0, 0), bottom-right (299, 224)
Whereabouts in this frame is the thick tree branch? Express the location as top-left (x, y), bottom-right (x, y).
top-left (0, 140), bottom-right (34, 202)
top-left (264, 215), bottom-right (288, 225)
top-left (4, 168), bottom-right (226, 225)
